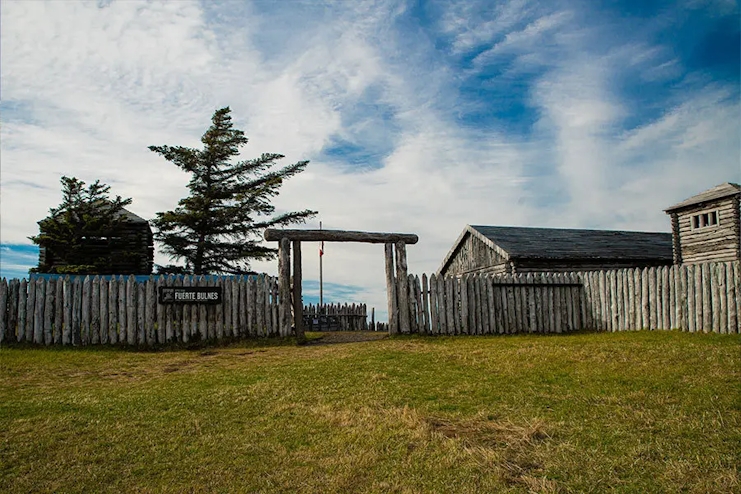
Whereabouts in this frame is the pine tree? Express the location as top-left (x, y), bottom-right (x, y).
top-left (30, 176), bottom-right (134, 274)
top-left (149, 107), bottom-right (317, 274)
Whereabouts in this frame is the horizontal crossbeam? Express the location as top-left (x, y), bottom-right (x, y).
top-left (264, 228), bottom-right (418, 244)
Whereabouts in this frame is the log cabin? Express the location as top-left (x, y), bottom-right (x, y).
top-left (37, 207), bottom-right (154, 275)
top-left (664, 182), bottom-right (741, 264)
top-left (437, 225), bottom-right (673, 277)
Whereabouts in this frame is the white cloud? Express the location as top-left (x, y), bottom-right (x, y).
top-left (1, 0), bottom-right (739, 322)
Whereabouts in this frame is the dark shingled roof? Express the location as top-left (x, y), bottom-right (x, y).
top-left (664, 182), bottom-right (741, 213)
top-left (115, 207), bottom-right (149, 224)
top-left (469, 225), bottom-right (673, 261)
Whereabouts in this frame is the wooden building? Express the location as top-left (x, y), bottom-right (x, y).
top-left (38, 208), bottom-right (154, 275)
top-left (664, 182), bottom-right (741, 264)
top-left (437, 225), bottom-right (673, 277)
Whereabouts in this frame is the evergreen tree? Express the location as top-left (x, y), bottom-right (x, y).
top-left (30, 176), bottom-right (134, 274)
top-left (149, 107), bottom-right (317, 274)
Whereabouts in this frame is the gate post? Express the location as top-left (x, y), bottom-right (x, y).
top-left (279, 238), bottom-right (292, 337)
top-left (395, 241), bottom-right (410, 334)
top-left (384, 243), bottom-right (397, 334)
top-left (292, 240), bottom-right (305, 344)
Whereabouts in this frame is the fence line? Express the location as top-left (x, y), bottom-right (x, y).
top-left (0, 274), bottom-right (286, 346)
top-left (2, 261), bottom-right (738, 345)
top-left (399, 261), bottom-right (740, 336)
top-left (302, 303), bottom-right (368, 331)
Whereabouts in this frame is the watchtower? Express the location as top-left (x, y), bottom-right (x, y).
top-left (664, 182), bottom-right (741, 264)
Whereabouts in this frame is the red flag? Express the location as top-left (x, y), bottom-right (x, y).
top-left (319, 241), bottom-right (324, 256)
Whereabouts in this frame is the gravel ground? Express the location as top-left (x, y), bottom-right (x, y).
top-left (306, 331), bottom-right (389, 345)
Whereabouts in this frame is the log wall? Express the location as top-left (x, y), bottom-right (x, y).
top-left (0, 274), bottom-right (285, 346)
top-left (398, 261), bottom-right (741, 336)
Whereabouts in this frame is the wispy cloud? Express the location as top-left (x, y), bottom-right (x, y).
top-left (1, 0), bottom-right (738, 320)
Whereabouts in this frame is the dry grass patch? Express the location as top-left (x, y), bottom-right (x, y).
top-left (1, 331), bottom-right (739, 493)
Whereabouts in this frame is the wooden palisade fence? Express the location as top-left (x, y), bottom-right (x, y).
top-left (396, 261), bottom-right (740, 335)
top-left (1, 261), bottom-right (738, 346)
top-left (0, 274), bottom-right (285, 346)
top-left (303, 303), bottom-right (369, 331)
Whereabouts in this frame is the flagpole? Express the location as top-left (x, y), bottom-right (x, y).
top-left (319, 221), bottom-right (323, 306)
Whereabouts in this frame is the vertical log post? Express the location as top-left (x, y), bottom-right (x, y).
top-left (292, 240), bottom-right (305, 344)
top-left (384, 243), bottom-right (397, 335)
top-left (395, 241), bottom-right (410, 335)
top-left (279, 238), bottom-right (292, 338)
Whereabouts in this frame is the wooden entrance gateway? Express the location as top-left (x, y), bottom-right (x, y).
top-left (263, 228), bottom-right (418, 343)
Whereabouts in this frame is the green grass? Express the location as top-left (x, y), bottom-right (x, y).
top-left (1, 331), bottom-right (740, 493)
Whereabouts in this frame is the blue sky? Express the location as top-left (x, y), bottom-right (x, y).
top-left (1, 0), bottom-right (739, 320)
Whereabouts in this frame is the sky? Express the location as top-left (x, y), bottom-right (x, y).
top-left (1, 0), bottom-right (739, 321)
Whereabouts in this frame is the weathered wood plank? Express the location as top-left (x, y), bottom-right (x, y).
top-left (198, 276), bottom-right (208, 340)
top-left (80, 276), bottom-right (91, 345)
top-left (99, 279), bottom-right (108, 345)
top-left (422, 274), bottom-right (430, 335)
top-left (230, 277), bottom-right (239, 338)
top-left (292, 241), bottom-right (304, 342)
top-left (154, 276), bottom-right (164, 343)
top-left (26, 277), bottom-right (37, 342)
top-left (661, 267), bottom-right (670, 330)
top-left (595, 271), bottom-right (604, 331)
top-left (480, 275), bottom-right (490, 335)
top-left (415, 275), bottom-right (423, 334)
top-left (486, 276), bottom-right (496, 335)
top-left (62, 277), bottom-right (72, 345)
top-left (42, 279), bottom-right (54, 345)
top-left (445, 276), bottom-right (455, 335)
top-left (701, 263), bottom-right (711, 333)
top-left (429, 274), bottom-right (438, 334)
top-left (53, 278), bottom-right (63, 344)
top-left (460, 274), bottom-right (469, 335)
top-left (279, 238), bottom-right (291, 337)
top-left (727, 263), bottom-right (738, 334)
top-left (620, 269), bottom-right (629, 331)
top-left (677, 266), bottom-right (687, 331)
top-left (668, 267), bottom-right (677, 330)
top-left (238, 276), bottom-right (247, 338)
top-left (72, 277), bottom-right (82, 345)
top-left (693, 264), bottom-right (702, 332)
top-left (17, 279), bottom-right (27, 343)
top-left (271, 277), bottom-right (279, 337)
top-left (265, 228), bottom-right (418, 244)
top-left (116, 276), bottom-right (126, 343)
top-left (107, 277), bottom-right (117, 344)
top-left (222, 276), bottom-right (232, 338)
top-left (686, 265), bottom-right (696, 332)
top-left (172, 275), bottom-right (185, 342)
top-left (715, 262), bottom-right (729, 334)
top-left (125, 275), bottom-right (136, 345)
top-left (384, 243), bottom-right (396, 335)
top-left (33, 278), bottom-right (46, 345)
top-left (395, 241), bottom-right (410, 335)
top-left (137, 280), bottom-right (146, 345)
top-left (732, 262), bottom-right (741, 334)
top-left (145, 277), bottom-right (156, 345)
top-left (0, 278), bottom-right (6, 343)
top-left (477, 275), bottom-right (485, 334)
top-left (6, 280), bottom-right (17, 343)
top-left (0, 279), bottom-right (7, 344)
top-left (179, 276), bottom-right (190, 343)
top-left (710, 263), bottom-right (721, 333)
top-left (90, 277), bottom-right (100, 345)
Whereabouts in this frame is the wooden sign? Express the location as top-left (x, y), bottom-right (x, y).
top-left (158, 286), bottom-right (222, 304)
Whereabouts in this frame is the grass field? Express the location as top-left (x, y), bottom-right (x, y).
top-left (1, 331), bottom-right (740, 493)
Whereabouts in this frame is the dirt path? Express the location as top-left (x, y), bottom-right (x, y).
top-left (306, 331), bottom-right (389, 345)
